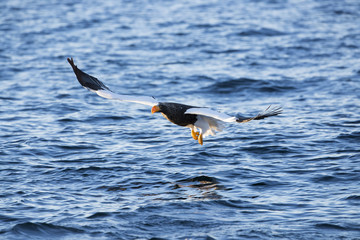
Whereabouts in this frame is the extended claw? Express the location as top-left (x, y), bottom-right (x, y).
top-left (191, 129), bottom-right (199, 140)
top-left (198, 133), bottom-right (203, 145)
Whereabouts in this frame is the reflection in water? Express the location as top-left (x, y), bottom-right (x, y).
top-left (174, 175), bottom-right (225, 200)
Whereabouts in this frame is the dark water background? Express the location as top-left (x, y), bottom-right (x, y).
top-left (1, 0), bottom-right (360, 239)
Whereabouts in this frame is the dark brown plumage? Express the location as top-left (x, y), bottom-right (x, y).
top-left (157, 102), bottom-right (198, 127)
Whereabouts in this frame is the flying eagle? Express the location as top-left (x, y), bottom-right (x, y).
top-left (67, 58), bottom-right (282, 145)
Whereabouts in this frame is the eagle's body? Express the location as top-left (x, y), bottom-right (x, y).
top-left (157, 102), bottom-right (198, 126)
top-left (67, 58), bottom-right (282, 145)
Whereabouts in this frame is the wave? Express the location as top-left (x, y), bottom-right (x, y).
top-left (345, 195), bottom-right (360, 201)
top-left (315, 222), bottom-right (360, 232)
top-left (233, 27), bottom-right (285, 37)
top-left (337, 131), bottom-right (360, 141)
top-left (315, 223), bottom-right (347, 231)
top-left (11, 222), bottom-right (84, 238)
top-left (202, 49), bottom-right (245, 54)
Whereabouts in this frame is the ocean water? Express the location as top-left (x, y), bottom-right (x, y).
top-left (1, 0), bottom-right (360, 239)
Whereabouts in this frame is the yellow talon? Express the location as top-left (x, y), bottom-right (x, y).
top-left (191, 129), bottom-right (199, 140)
top-left (198, 134), bottom-right (203, 145)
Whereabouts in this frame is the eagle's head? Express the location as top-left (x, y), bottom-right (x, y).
top-left (151, 104), bottom-right (161, 114)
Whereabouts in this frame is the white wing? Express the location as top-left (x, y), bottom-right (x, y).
top-left (185, 105), bottom-right (282, 123)
top-left (185, 108), bottom-right (237, 123)
top-left (96, 89), bottom-right (158, 106)
top-left (68, 58), bottom-right (158, 107)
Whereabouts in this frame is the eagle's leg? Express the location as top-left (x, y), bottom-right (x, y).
top-left (191, 129), bottom-right (199, 140)
top-left (198, 133), bottom-right (203, 145)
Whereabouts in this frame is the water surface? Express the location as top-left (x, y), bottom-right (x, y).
top-left (1, 0), bottom-right (360, 239)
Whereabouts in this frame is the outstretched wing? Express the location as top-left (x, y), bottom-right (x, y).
top-left (67, 58), bottom-right (159, 106)
top-left (185, 105), bottom-right (282, 123)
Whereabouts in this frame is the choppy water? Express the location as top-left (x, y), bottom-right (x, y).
top-left (1, 0), bottom-right (360, 239)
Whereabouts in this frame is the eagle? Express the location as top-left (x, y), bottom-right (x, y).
top-left (67, 58), bottom-right (282, 145)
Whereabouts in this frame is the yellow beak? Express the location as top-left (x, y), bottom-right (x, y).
top-left (151, 105), bottom-right (160, 114)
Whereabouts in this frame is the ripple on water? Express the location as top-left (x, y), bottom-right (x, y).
top-left (204, 77), bottom-right (297, 95)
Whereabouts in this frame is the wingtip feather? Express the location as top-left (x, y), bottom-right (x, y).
top-left (256, 105), bottom-right (283, 119)
top-left (67, 57), bottom-right (76, 69)
top-left (236, 105), bottom-right (282, 123)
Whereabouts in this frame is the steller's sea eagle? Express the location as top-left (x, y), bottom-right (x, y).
top-left (67, 58), bottom-right (282, 145)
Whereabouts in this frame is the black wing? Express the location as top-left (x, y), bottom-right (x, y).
top-left (67, 58), bottom-right (110, 91)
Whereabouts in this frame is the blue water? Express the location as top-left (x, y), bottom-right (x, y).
top-left (1, 0), bottom-right (360, 239)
